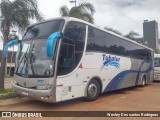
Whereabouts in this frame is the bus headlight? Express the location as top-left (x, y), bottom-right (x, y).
top-left (36, 85), bottom-right (53, 90)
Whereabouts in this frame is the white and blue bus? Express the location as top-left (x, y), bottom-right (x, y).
top-left (4, 17), bottom-right (154, 103)
top-left (154, 54), bottom-right (160, 80)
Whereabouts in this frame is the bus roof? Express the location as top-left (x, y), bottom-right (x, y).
top-left (28, 17), bottom-right (153, 51)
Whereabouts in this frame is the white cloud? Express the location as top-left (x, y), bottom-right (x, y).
top-left (1, 0), bottom-right (160, 42)
top-left (37, 0), bottom-right (72, 19)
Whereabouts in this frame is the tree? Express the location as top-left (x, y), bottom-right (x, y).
top-left (154, 49), bottom-right (160, 54)
top-left (124, 31), bottom-right (141, 43)
top-left (104, 27), bottom-right (122, 35)
top-left (0, 0), bottom-right (43, 90)
top-left (59, 3), bottom-right (95, 23)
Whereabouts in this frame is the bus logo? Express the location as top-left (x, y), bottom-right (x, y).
top-left (101, 54), bottom-right (120, 70)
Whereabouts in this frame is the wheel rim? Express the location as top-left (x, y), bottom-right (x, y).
top-left (88, 83), bottom-right (98, 97)
top-left (142, 78), bottom-right (146, 86)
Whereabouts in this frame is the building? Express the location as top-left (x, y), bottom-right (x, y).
top-left (0, 50), bottom-right (17, 76)
top-left (0, 34), bottom-right (18, 75)
top-left (143, 20), bottom-right (159, 49)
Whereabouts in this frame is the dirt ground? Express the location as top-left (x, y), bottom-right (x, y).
top-left (0, 81), bottom-right (160, 120)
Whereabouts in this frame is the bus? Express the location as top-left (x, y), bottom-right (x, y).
top-left (4, 17), bottom-right (154, 103)
top-left (154, 54), bottom-right (160, 80)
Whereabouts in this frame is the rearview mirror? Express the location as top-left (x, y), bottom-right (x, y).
top-left (3, 39), bottom-right (21, 58)
top-left (46, 31), bottom-right (62, 57)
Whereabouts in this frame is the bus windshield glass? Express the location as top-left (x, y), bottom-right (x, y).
top-left (154, 58), bottom-right (160, 67)
top-left (15, 20), bottom-right (64, 77)
top-left (23, 20), bottom-right (64, 40)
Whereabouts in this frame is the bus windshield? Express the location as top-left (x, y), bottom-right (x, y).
top-left (15, 39), bottom-right (55, 77)
top-left (23, 20), bottom-right (64, 40)
top-left (15, 20), bottom-right (64, 77)
top-left (154, 57), bottom-right (160, 67)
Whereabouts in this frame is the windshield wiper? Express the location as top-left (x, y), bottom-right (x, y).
top-left (19, 46), bottom-right (30, 74)
top-left (29, 43), bottom-right (36, 75)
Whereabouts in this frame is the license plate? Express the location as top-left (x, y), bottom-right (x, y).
top-left (22, 91), bottom-right (29, 96)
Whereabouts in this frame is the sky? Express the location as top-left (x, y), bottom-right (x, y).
top-left (0, 0), bottom-right (160, 49)
top-left (37, 0), bottom-right (160, 37)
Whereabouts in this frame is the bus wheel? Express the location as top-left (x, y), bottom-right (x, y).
top-left (85, 79), bottom-right (100, 101)
top-left (141, 76), bottom-right (146, 87)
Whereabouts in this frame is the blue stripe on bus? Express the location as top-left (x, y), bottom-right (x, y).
top-left (135, 61), bottom-right (152, 85)
top-left (104, 70), bottom-right (138, 92)
top-left (104, 61), bottom-right (152, 92)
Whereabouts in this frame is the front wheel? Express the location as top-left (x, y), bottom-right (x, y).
top-left (85, 80), bottom-right (100, 101)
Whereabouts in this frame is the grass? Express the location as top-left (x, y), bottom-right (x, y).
top-left (0, 88), bottom-right (14, 94)
top-left (5, 76), bottom-right (14, 79)
top-left (0, 88), bottom-right (20, 99)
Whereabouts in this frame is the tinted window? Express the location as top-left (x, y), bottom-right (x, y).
top-left (58, 38), bottom-right (75, 75)
top-left (106, 34), bottom-right (122, 55)
top-left (23, 20), bottom-right (64, 39)
top-left (64, 21), bottom-right (86, 42)
top-left (87, 27), bottom-right (106, 52)
top-left (58, 21), bottom-right (86, 76)
top-left (59, 40), bottom-right (75, 67)
top-left (128, 43), bottom-right (150, 61)
top-left (86, 26), bottom-right (151, 60)
top-left (154, 58), bottom-right (160, 67)
top-left (64, 21), bottom-right (86, 64)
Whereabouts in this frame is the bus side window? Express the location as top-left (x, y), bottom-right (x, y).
top-left (57, 21), bottom-right (86, 76)
top-left (58, 38), bottom-right (75, 76)
top-left (59, 43), bottom-right (74, 67)
top-left (64, 21), bottom-right (85, 67)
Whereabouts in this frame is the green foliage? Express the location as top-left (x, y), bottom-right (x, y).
top-left (0, 88), bottom-right (14, 94)
top-left (0, 0), bottom-right (43, 31)
top-left (154, 49), bottom-right (160, 54)
top-left (8, 34), bottom-right (19, 40)
top-left (0, 89), bottom-right (20, 99)
top-left (104, 27), bottom-right (122, 35)
top-left (0, 0), bottom-right (43, 90)
top-left (59, 3), bottom-right (95, 23)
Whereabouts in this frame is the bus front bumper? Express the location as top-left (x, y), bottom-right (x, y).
top-left (12, 83), bottom-right (56, 103)
top-left (154, 74), bottom-right (160, 81)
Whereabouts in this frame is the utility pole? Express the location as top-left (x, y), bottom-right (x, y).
top-left (70, 0), bottom-right (76, 7)
top-left (0, 0), bottom-right (5, 90)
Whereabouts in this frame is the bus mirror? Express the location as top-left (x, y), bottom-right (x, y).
top-left (3, 39), bottom-right (19, 58)
top-left (46, 31), bottom-right (61, 57)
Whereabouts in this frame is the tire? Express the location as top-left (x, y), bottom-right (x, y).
top-left (141, 76), bottom-right (146, 87)
top-left (85, 79), bottom-right (100, 101)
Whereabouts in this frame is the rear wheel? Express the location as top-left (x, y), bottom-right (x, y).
top-left (141, 76), bottom-right (146, 87)
top-left (85, 80), bottom-right (100, 101)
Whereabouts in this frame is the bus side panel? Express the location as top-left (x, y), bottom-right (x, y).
top-left (104, 58), bottom-right (152, 92)
top-left (137, 61), bottom-right (153, 84)
top-left (56, 70), bottom-right (86, 102)
top-left (118, 58), bottom-right (143, 88)
top-left (82, 52), bottom-right (138, 92)
top-left (130, 59), bottom-right (152, 85)
top-left (56, 52), bottom-right (131, 101)
top-left (55, 52), bottom-right (153, 102)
